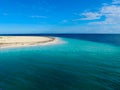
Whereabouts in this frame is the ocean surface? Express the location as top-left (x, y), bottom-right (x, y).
top-left (0, 34), bottom-right (120, 90)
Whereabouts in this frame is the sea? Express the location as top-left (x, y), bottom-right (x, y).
top-left (0, 34), bottom-right (120, 90)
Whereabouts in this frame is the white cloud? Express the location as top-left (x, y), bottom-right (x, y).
top-left (101, 5), bottom-right (120, 14)
top-left (78, 12), bottom-right (101, 20)
top-left (112, 0), bottom-right (120, 4)
top-left (99, 5), bottom-right (120, 24)
top-left (77, 0), bottom-right (120, 25)
top-left (30, 15), bottom-right (48, 18)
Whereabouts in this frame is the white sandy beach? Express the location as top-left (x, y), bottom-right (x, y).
top-left (0, 36), bottom-right (61, 48)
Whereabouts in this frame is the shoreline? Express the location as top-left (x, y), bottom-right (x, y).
top-left (0, 36), bottom-right (63, 49)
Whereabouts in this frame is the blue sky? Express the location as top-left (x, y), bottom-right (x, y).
top-left (0, 0), bottom-right (120, 33)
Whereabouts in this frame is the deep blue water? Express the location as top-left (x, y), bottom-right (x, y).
top-left (0, 34), bottom-right (120, 90)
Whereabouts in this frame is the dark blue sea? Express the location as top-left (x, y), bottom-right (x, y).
top-left (0, 34), bottom-right (120, 90)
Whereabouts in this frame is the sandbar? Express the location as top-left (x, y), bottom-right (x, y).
top-left (0, 36), bottom-right (61, 48)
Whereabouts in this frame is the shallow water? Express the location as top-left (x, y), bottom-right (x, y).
top-left (0, 37), bottom-right (120, 90)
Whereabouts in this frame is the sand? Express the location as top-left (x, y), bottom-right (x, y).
top-left (0, 36), bottom-right (61, 48)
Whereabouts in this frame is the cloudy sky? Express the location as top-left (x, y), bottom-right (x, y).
top-left (0, 0), bottom-right (120, 34)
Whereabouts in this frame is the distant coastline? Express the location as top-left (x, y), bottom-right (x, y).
top-left (0, 36), bottom-right (62, 49)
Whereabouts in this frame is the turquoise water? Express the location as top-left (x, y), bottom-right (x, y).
top-left (0, 37), bottom-right (120, 90)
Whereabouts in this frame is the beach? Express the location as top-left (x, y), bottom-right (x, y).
top-left (0, 36), bottom-right (60, 48)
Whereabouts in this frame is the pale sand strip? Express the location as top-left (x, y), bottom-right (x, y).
top-left (0, 36), bottom-right (63, 48)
